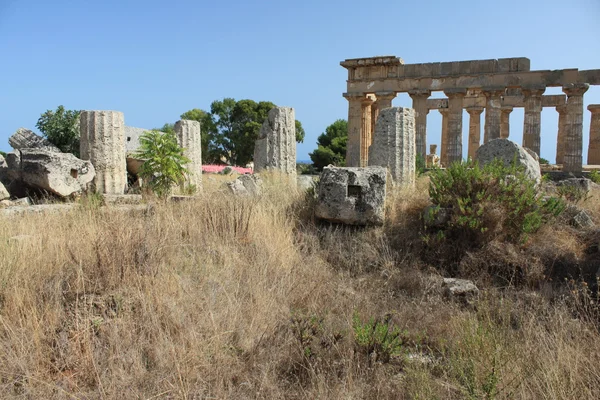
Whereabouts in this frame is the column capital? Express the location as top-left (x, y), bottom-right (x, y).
top-left (482, 87), bottom-right (505, 97)
top-left (443, 88), bottom-right (467, 98)
top-left (556, 104), bottom-right (567, 114)
top-left (501, 106), bottom-right (513, 113)
top-left (374, 91), bottom-right (396, 99)
top-left (563, 83), bottom-right (590, 96)
top-left (408, 89), bottom-right (431, 99)
top-left (588, 104), bottom-right (600, 113)
top-left (522, 85), bottom-right (546, 97)
top-left (343, 92), bottom-right (369, 101)
top-left (438, 108), bottom-right (450, 116)
top-left (465, 106), bottom-right (484, 115)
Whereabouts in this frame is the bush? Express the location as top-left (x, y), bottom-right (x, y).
top-left (35, 105), bottom-right (81, 156)
top-left (427, 159), bottom-right (564, 247)
top-left (133, 130), bottom-right (190, 199)
top-left (352, 312), bottom-right (404, 364)
top-left (589, 170), bottom-right (600, 184)
top-left (416, 153), bottom-right (427, 176)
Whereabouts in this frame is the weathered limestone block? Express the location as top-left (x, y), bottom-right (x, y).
top-left (9, 128), bottom-right (59, 152)
top-left (315, 166), bottom-right (387, 226)
top-left (80, 111), bottom-right (127, 194)
top-left (227, 174), bottom-right (263, 196)
top-left (175, 119), bottom-right (202, 188)
top-left (12, 149), bottom-right (95, 197)
top-left (475, 138), bottom-right (541, 184)
top-left (442, 278), bottom-right (479, 302)
top-left (0, 181), bottom-right (9, 200)
top-left (254, 107), bottom-right (296, 174)
top-left (368, 107), bottom-right (416, 186)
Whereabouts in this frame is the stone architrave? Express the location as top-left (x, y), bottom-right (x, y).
top-left (522, 86), bottom-right (545, 155)
top-left (555, 105), bottom-right (567, 164)
top-left (439, 108), bottom-right (450, 167)
top-left (500, 106), bottom-right (513, 139)
top-left (483, 88), bottom-right (504, 143)
top-left (587, 105), bottom-right (600, 165)
top-left (253, 107), bottom-right (296, 174)
top-left (368, 107), bottom-right (416, 186)
top-left (80, 111), bottom-right (127, 194)
top-left (562, 83), bottom-right (589, 173)
top-left (409, 90), bottom-right (431, 158)
top-left (175, 120), bottom-right (202, 188)
top-left (315, 166), bottom-right (387, 226)
top-left (444, 89), bottom-right (466, 165)
top-left (466, 107), bottom-right (483, 160)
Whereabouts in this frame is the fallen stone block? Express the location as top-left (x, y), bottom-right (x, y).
top-left (227, 174), bottom-right (263, 196)
top-left (9, 128), bottom-right (59, 151)
top-left (476, 138), bottom-right (541, 185)
top-left (442, 278), bottom-right (479, 303)
top-left (0, 181), bottom-right (9, 201)
top-left (315, 166), bottom-right (387, 226)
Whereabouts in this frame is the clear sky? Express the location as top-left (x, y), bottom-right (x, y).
top-left (1, 0), bottom-right (599, 163)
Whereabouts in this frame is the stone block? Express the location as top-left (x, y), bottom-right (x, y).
top-left (369, 107), bottom-right (416, 186)
top-left (0, 181), bottom-right (9, 200)
top-left (475, 138), bottom-right (541, 185)
top-left (227, 174), bottom-right (263, 196)
top-left (80, 110), bottom-right (127, 194)
top-left (254, 107), bottom-right (296, 174)
top-left (9, 128), bottom-right (59, 152)
top-left (315, 166), bottom-right (387, 226)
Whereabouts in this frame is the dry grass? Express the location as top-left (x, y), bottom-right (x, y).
top-left (0, 174), bottom-right (599, 398)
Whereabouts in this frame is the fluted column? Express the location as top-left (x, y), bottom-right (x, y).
top-left (344, 93), bottom-right (365, 167)
top-left (371, 92), bottom-right (396, 141)
top-left (439, 108), bottom-right (450, 167)
top-left (444, 89), bottom-right (466, 165)
top-left (555, 105), bottom-right (567, 165)
top-left (175, 119), bottom-right (202, 187)
top-left (483, 88), bottom-right (504, 142)
top-left (500, 107), bottom-right (513, 139)
top-left (466, 107), bottom-right (483, 160)
top-left (522, 86), bottom-right (545, 155)
top-left (562, 83), bottom-right (589, 173)
top-left (80, 110), bottom-right (127, 194)
top-left (409, 90), bottom-right (431, 158)
top-left (588, 105), bottom-right (600, 165)
top-left (360, 97), bottom-right (374, 167)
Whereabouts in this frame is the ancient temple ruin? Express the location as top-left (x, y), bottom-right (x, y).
top-left (341, 56), bottom-right (600, 172)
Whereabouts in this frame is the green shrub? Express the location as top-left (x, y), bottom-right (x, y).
top-left (352, 312), bottom-right (404, 364)
top-left (416, 153), bottom-right (427, 176)
top-left (556, 184), bottom-right (589, 204)
top-left (427, 159), bottom-right (564, 246)
top-left (35, 105), bottom-right (81, 156)
top-left (588, 170), bottom-right (600, 184)
top-left (133, 130), bottom-right (190, 199)
top-left (539, 157), bottom-right (550, 165)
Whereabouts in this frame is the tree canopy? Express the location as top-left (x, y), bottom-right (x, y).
top-left (35, 105), bottom-right (81, 156)
top-left (309, 119), bottom-right (347, 171)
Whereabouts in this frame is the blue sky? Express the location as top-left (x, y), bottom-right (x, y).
top-left (1, 0), bottom-right (599, 163)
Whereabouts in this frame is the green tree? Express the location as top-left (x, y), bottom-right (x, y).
top-left (295, 120), bottom-right (305, 143)
top-left (309, 119), bottom-right (347, 171)
top-left (35, 105), bottom-right (81, 156)
top-left (133, 130), bottom-right (189, 199)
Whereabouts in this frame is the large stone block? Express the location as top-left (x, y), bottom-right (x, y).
top-left (315, 166), bottom-right (387, 226)
top-left (80, 110), bottom-right (127, 194)
top-left (475, 138), bottom-right (541, 184)
top-left (9, 128), bottom-right (59, 152)
top-left (254, 107), bottom-right (296, 174)
top-left (369, 107), bottom-right (416, 186)
top-left (175, 119), bottom-right (202, 188)
top-left (11, 149), bottom-right (95, 197)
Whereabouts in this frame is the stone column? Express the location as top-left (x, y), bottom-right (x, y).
top-left (368, 107), bottom-right (416, 186)
top-left (500, 106), bottom-right (513, 139)
top-left (483, 88), bottom-right (504, 143)
top-left (344, 93), bottom-right (365, 167)
top-left (439, 108), bottom-right (449, 167)
top-left (254, 107), bottom-right (296, 174)
top-left (409, 90), bottom-right (431, 158)
top-left (80, 110), bottom-right (126, 194)
top-left (466, 107), bottom-right (483, 160)
top-left (444, 89), bottom-right (466, 165)
top-left (522, 86), bottom-right (545, 155)
top-left (175, 119), bottom-right (202, 187)
top-left (555, 105), bottom-right (567, 165)
top-left (360, 97), bottom-right (374, 167)
top-left (562, 83), bottom-right (589, 173)
top-left (371, 92), bottom-right (396, 143)
top-left (588, 105), bottom-right (600, 165)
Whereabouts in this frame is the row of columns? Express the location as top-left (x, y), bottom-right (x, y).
top-left (346, 84), bottom-right (595, 172)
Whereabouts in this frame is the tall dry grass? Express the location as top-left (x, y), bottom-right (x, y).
top-left (0, 174), bottom-right (598, 398)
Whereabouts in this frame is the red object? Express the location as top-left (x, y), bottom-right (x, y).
top-left (202, 164), bottom-right (253, 174)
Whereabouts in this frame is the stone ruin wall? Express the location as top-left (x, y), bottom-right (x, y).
top-left (341, 56), bottom-right (600, 173)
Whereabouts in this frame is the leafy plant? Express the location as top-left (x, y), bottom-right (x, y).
top-left (589, 170), bottom-right (600, 184)
top-left (539, 157), bottom-right (549, 165)
top-left (416, 153), bottom-right (427, 177)
top-left (556, 184), bottom-right (589, 204)
top-left (35, 105), bottom-right (81, 156)
top-left (352, 312), bottom-right (404, 364)
top-left (133, 130), bottom-right (190, 199)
